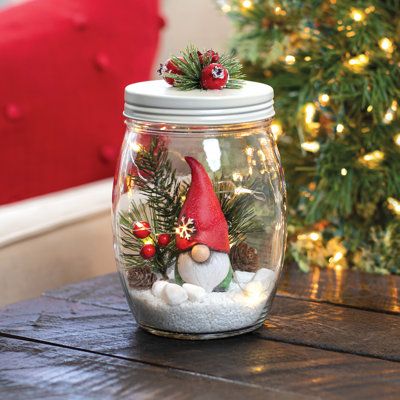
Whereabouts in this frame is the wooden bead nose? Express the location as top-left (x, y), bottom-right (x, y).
top-left (191, 244), bottom-right (210, 263)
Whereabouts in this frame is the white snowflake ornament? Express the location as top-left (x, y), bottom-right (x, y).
top-left (176, 215), bottom-right (196, 240)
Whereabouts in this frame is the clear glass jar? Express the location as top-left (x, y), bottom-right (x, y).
top-left (112, 81), bottom-right (287, 339)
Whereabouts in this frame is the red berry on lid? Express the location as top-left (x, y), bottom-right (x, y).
top-left (200, 63), bottom-right (229, 90)
top-left (158, 57), bottom-right (184, 86)
top-left (198, 49), bottom-right (220, 65)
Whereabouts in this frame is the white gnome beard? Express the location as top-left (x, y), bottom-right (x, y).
top-left (177, 251), bottom-right (231, 293)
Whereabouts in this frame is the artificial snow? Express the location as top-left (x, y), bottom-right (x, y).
top-left (129, 268), bottom-right (276, 334)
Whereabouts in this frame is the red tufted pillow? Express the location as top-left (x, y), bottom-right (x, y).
top-left (0, 0), bottom-right (162, 204)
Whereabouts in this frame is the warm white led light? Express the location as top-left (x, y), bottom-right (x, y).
top-left (336, 124), bottom-right (344, 134)
top-left (379, 37), bottom-right (394, 53)
top-left (350, 8), bottom-right (365, 22)
top-left (301, 141), bottom-right (320, 153)
top-left (309, 232), bottom-right (321, 241)
top-left (271, 121), bottom-right (283, 140)
top-left (319, 93), bottom-right (330, 106)
top-left (241, 0), bottom-right (253, 9)
top-left (285, 55), bottom-right (296, 65)
top-left (305, 103), bottom-right (316, 124)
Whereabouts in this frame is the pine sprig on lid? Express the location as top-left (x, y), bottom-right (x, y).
top-left (158, 45), bottom-right (245, 91)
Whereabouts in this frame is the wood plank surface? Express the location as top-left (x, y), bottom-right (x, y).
top-left (44, 273), bottom-right (400, 361)
top-left (45, 273), bottom-right (126, 311)
top-left (45, 265), bottom-right (400, 316)
top-left (279, 265), bottom-right (400, 314)
top-left (1, 337), bottom-right (300, 400)
top-left (263, 296), bottom-right (400, 361)
top-left (1, 296), bottom-right (400, 400)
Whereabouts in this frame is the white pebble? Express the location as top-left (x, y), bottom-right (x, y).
top-left (233, 270), bottom-right (253, 285)
top-left (253, 268), bottom-right (275, 290)
top-left (162, 283), bottom-right (188, 306)
top-left (243, 280), bottom-right (264, 297)
top-left (183, 283), bottom-right (206, 302)
top-left (151, 280), bottom-right (168, 298)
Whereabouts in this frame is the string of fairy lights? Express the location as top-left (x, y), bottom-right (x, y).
top-left (218, 0), bottom-right (400, 223)
top-left (216, 0), bottom-right (400, 271)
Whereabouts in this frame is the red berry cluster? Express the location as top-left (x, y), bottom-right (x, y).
top-left (158, 57), bottom-right (184, 86)
top-left (158, 49), bottom-right (229, 90)
top-left (132, 221), bottom-right (171, 260)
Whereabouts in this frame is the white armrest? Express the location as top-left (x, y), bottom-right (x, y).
top-left (0, 179), bottom-right (113, 248)
top-left (0, 179), bottom-right (115, 306)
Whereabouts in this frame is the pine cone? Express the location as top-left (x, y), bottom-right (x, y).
top-left (127, 266), bottom-right (157, 290)
top-left (230, 242), bottom-right (259, 272)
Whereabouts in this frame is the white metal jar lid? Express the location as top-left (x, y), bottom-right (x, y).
top-left (124, 80), bottom-right (274, 125)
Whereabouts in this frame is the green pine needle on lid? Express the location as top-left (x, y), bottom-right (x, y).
top-left (158, 45), bottom-right (245, 91)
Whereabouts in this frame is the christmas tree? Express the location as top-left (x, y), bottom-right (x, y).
top-left (218, 0), bottom-right (400, 274)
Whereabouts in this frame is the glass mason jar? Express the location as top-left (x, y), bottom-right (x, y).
top-left (112, 80), bottom-right (286, 339)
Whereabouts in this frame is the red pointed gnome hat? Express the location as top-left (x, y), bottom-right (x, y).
top-left (176, 157), bottom-right (230, 253)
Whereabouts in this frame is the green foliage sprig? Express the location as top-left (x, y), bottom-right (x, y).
top-left (132, 138), bottom-right (186, 234)
top-left (214, 177), bottom-right (262, 246)
top-left (119, 138), bottom-right (186, 277)
top-left (165, 45), bottom-right (245, 90)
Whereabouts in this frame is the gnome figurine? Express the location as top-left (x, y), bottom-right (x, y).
top-left (175, 157), bottom-right (232, 292)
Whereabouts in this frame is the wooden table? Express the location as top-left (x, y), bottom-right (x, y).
top-left (1, 266), bottom-right (399, 399)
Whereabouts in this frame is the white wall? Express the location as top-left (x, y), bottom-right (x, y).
top-left (0, 0), bottom-right (24, 8)
top-left (154, 0), bottom-right (233, 77)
